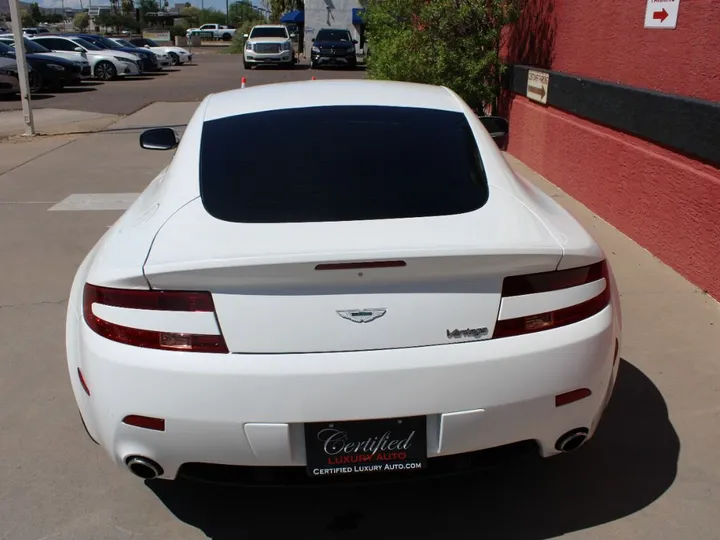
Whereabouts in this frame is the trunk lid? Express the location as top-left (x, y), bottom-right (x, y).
top-left (144, 191), bottom-right (562, 353)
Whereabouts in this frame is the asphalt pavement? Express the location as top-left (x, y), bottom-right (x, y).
top-left (0, 51), bottom-right (366, 115)
top-left (0, 72), bottom-right (719, 540)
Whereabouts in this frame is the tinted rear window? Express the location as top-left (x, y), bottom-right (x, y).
top-left (199, 106), bottom-right (489, 223)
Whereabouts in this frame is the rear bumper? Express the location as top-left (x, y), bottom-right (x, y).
top-left (311, 53), bottom-right (357, 66)
top-left (68, 304), bottom-right (620, 480)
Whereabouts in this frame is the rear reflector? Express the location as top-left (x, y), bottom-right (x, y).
top-left (83, 284), bottom-right (228, 353)
top-left (555, 388), bottom-right (592, 407)
top-left (315, 260), bottom-right (407, 271)
top-left (493, 260), bottom-right (610, 339)
top-left (122, 415), bottom-right (166, 431)
top-left (77, 367), bottom-right (90, 396)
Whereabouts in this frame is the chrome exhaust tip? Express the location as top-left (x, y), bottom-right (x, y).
top-left (125, 456), bottom-right (163, 479)
top-left (555, 428), bottom-right (589, 453)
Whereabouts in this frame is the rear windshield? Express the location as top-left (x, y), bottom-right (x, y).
top-left (199, 106), bottom-right (489, 223)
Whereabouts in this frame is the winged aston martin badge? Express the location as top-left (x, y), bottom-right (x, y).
top-left (337, 309), bottom-right (387, 323)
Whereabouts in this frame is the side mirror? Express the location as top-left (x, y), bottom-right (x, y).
top-left (144, 44), bottom-right (150, 48)
top-left (478, 115), bottom-right (509, 150)
top-left (74, 47), bottom-right (83, 52)
top-left (243, 33), bottom-right (249, 38)
top-left (352, 39), bottom-right (358, 44)
top-left (311, 38), bottom-right (315, 42)
top-left (140, 127), bottom-right (178, 151)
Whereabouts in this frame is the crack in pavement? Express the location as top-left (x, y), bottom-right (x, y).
top-left (0, 139), bottom-right (75, 176)
top-left (0, 299), bottom-right (67, 309)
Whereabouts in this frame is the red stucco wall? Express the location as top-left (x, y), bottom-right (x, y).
top-left (503, 0), bottom-right (720, 299)
top-left (548, 0), bottom-right (720, 103)
top-left (506, 97), bottom-right (720, 299)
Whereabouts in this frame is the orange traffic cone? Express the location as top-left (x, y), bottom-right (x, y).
top-left (311, 76), bottom-right (316, 80)
top-left (241, 77), bottom-right (247, 89)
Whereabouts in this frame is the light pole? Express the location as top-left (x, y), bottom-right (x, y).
top-left (8, 0), bottom-right (34, 136)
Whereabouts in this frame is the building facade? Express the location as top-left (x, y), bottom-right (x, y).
top-left (501, 0), bottom-right (720, 300)
top-left (301, 0), bottom-right (365, 53)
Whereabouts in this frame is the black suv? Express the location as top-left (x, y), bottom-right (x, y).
top-left (310, 28), bottom-right (358, 69)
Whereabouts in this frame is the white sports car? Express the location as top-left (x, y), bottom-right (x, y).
top-left (66, 80), bottom-right (622, 483)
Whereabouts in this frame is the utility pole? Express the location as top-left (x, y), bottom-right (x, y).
top-left (226, 0), bottom-right (229, 25)
top-left (8, 0), bottom-right (34, 136)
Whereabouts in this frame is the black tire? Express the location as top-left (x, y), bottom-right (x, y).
top-left (29, 70), bottom-right (43, 93)
top-left (168, 52), bottom-right (180, 66)
top-left (243, 61), bottom-right (252, 70)
top-left (222, 33), bottom-right (232, 41)
top-left (310, 60), bottom-right (316, 69)
top-left (94, 60), bottom-right (117, 81)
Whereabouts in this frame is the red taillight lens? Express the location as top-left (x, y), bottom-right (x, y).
top-left (501, 261), bottom-right (607, 297)
top-left (493, 260), bottom-right (610, 339)
top-left (83, 284), bottom-right (228, 353)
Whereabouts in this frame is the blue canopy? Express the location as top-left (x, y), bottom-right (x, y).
top-left (352, 8), bottom-right (365, 24)
top-left (280, 10), bottom-right (304, 23)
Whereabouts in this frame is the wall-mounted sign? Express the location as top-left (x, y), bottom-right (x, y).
top-left (526, 69), bottom-right (549, 104)
top-left (644, 0), bottom-right (680, 29)
top-left (143, 31), bottom-right (171, 41)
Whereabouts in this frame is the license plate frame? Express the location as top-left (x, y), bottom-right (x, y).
top-left (304, 416), bottom-right (427, 477)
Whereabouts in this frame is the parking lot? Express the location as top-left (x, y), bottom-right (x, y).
top-left (1, 48), bottom-right (719, 540)
top-left (0, 50), bottom-right (366, 115)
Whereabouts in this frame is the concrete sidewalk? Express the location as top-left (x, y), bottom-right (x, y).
top-left (0, 108), bottom-right (120, 139)
top-left (0, 104), bottom-right (718, 540)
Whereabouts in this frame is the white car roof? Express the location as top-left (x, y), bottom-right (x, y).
top-left (203, 80), bottom-right (464, 122)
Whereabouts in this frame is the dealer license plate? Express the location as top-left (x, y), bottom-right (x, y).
top-left (304, 416), bottom-right (427, 477)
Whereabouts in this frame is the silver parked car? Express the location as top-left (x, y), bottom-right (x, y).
top-left (0, 56), bottom-right (20, 96)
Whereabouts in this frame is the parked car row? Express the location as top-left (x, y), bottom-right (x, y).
top-left (0, 33), bottom-right (193, 95)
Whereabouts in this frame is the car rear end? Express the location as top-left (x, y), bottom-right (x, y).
top-left (68, 94), bottom-right (620, 482)
top-left (0, 59), bottom-right (19, 95)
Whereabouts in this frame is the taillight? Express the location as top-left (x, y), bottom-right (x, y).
top-left (83, 284), bottom-right (228, 353)
top-left (493, 260), bottom-right (610, 339)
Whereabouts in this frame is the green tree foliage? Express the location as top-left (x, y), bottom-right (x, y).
top-left (29, 3), bottom-right (43, 24)
top-left (229, 1), bottom-right (265, 25)
top-left (138, 0), bottom-right (160, 18)
top-left (121, 0), bottom-right (135, 15)
top-left (180, 5), bottom-right (201, 26)
top-left (96, 12), bottom-right (140, 32)
top-left (73, 11), bottom-right (90, 30)
top-left (365, 0), bottom-right (520, 112)
top-left (265, 0), bottom-right (302, 24)
top-left (20, 9), bottom-right (36, 26)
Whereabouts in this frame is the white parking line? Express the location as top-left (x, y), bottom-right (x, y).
top-left (48, 193), bottom-right (140, 211)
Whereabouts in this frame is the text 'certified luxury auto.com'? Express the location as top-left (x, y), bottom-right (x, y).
top-left (65, 79), bottom-right (622, 484)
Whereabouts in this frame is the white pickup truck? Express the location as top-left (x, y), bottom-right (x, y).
top-left (186, 24), bottom-right (236, 41)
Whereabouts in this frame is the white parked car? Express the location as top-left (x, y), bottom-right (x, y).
top-left (31, 35), bottom-right (140, 80)
top-left (243, 24), bottom-right (296, 69)
top-left (114, 37), bottom-right (191, 66)
top-left (66, 80), bottom-right (622, 483)
top-left (0, 36), bottom-right (92, 82)
top-left (109, 39), bottom-right (173, 68)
